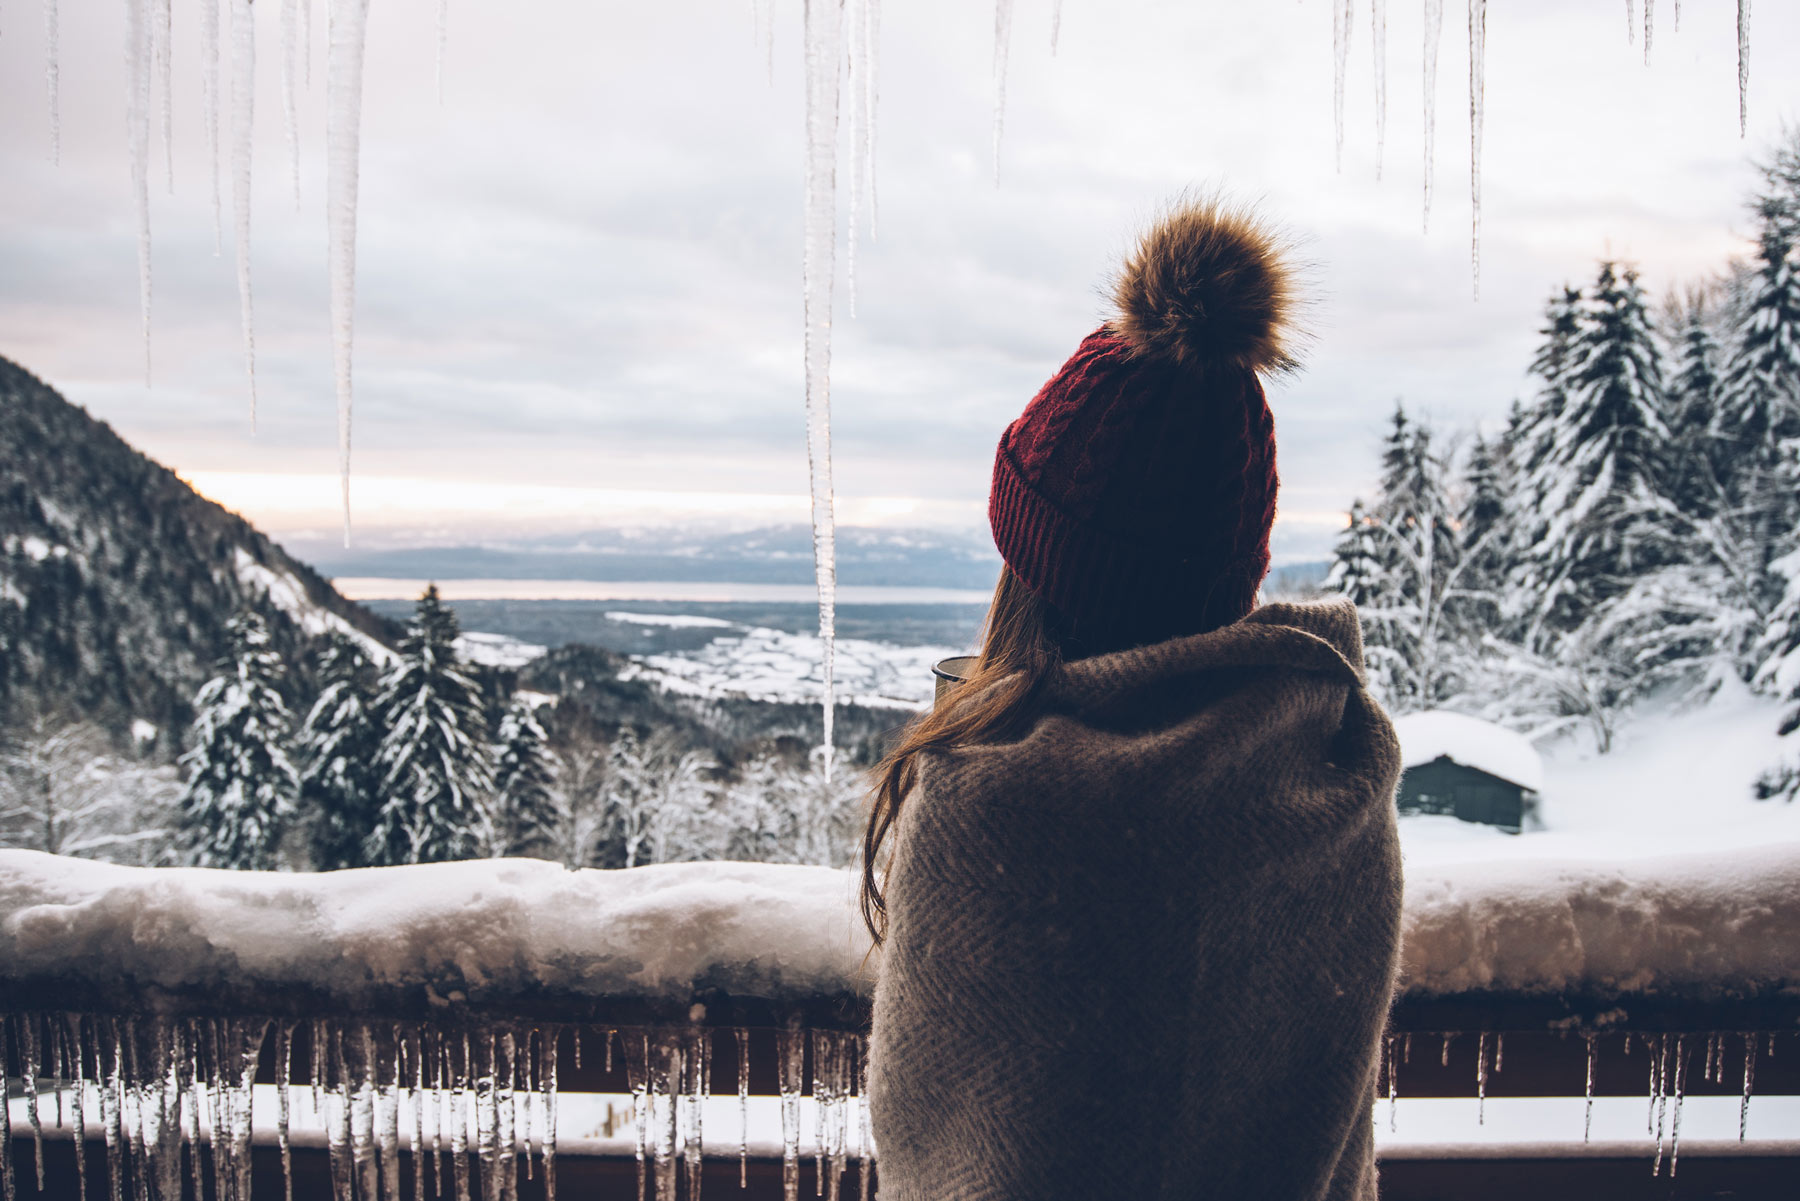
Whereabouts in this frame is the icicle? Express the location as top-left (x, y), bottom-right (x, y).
top-left (1050, 0), bottom-right (1062, 53)
top-left (207, 1022), bottom-right (229, 1201)
top-left (1475, 1032), bottom-right (1488, 1124)
top-left (856, 1037), bottom-right (872, 1201)
top-left (120, 1023), bottom-right (146, 1201)
top-left (497, 1031), bottom-right (518, 1201)
top-left (22, 1014), bottom-right (46, 1190)
top-left (278, 1025), bottom-right (295, 1201)
top-left (44, 0), bottom-right (60, 163)
top-left (1736, 0), bottom-right (1749, 137)
top-left (1466, 0), bottom-right (1486, 298)
top-left (520, 1030), bottom-right (534, 1183)
top-left (1739, 1031), bottom-right (1756, 1140)
top-left (1494, 1033), bottom-right (1504, 1072)
top-left (53, 1015), bottom-right (67, 1129)
top-left (778, 1020), bottom-right (805, 1201)
top-left (100, 1018), bottom-right (124, 1201)
top-left (66, 1015), bottom-right (89, 1201)
top-left (1646, 1033), bottom-right (1660, 1133)
top-left (408, 1030), bottom-right (427, 1201)
top-left (181, 1024), bottom-right (204, 1201)
top-left (233, 1022), bottom-right (265, 1201)
top-left (1332, 0), bottom-right (1352, 172)
top-left (684, 1028), bottom-right (710, 1201)
top-left (736, 1028), bottom-right (750, 1190)
top-left (1643, 0), bottom-right (1653, 63)
top-left (327, 1028), bottom-right (355, 1201)
top-left (650, 1033), bottom-right (680, 1201)
top-left (1384, 1035), bottom-right (1398, 1131)
top-left (153, 1021), bottom-right (184, 1201)
top-left (540, 1028), bottom-right (559, 1201)
top-left (352, 1026), bottom-right (379, 1201)
top-left (1, 1018), bottom-right (15, 1201)
top-left (1666, 1034), bottom-right (1688, 1177)
top-left (312, 1019), bottom-right (327, 1117)
top-left (989, 0), bottom-right (1014, 185)
top-left (1624, 0), bottom-right (1635, 45)
top-left (623, 1033), bottom-right (649, 1201)
top-left (812, 1032), bottom-right (848, 1201)
top-left (281, 0), bottom-right (302, 206)
top-left (154, 0), bottom-right (173, 191)
top-left (202, 0), bottom-right (223, 252)
top-left (230, 0), bottom-right (259, 426)
top-left (802, 0), bottom-right (844, 776)
top-left (435, 0), bottom-right (448, 101)
top-left (381, 1028), bottom-right (403, 1201)
top-left (454, 1034), bottom-right (475, 1201)
top-left (1674, 0), bottom-right (1680, 30)
top-left (303, 0), bottom-right (311, 85)
top-left (327, 0), bottom-right (373, 543)
top-left (125, 0), bottom-right (154, 382)
top-left (1583, 1034), bottom-right (1597, 1142)
top-left (1371, 0), bottom-right (1386, 180)
top-left (1651, 1035), bottom-right (1670, 1175)
top-left (433, 1031), bottom-right (449, 1200)
top-left (1439, 1033), bottom-right (1452, 1068)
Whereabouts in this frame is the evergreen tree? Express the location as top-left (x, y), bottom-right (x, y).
top-left (177, 611), bottom-right (297, 869)
top-left (368, 586), bottom-right (494, 864)
top-left (1448, 432), bottom-right (1513, 636)
top-left (1716, 205), bottom-right (1800, 560)
top-left (1514, 285), bottom-right (1586, 483)
top-left (1350, 405), bottom-right (1463, 710)
top-left (1516, 262), bottom-right (1671, 643)
top-left (492, 700), bottom-right (559, 857)
top-left (297, 634), bottom-right (383, 870)
top-left (1323, 500), bottom-right (1384, 608)
top-left (1666, 289), bottom-right (1726, 512)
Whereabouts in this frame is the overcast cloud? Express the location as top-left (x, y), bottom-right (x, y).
top-left (2, 0), bottom-right (1797, 561)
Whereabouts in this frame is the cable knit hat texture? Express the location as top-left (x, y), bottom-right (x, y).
top-left (989, 198), bottom-right (1300, 652)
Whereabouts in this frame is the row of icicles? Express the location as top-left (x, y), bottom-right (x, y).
top-left (15, 0), bottom-right (1762, 764)
top-left (1377, 1028), bottom-right (1777, 1180)
top-left (0, 1012), bottom-right (871, 1201)
top-left (1, 1012), bottom-right (1787, 1200)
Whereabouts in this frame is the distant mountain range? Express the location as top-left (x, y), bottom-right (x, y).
top-left (0, 356), bottom-right (397, 752)
top-left (301, 524), bottom-right (1007, 589)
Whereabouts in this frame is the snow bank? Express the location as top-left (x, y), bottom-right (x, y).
top-left (0, 851), bottom-right (871, 1016)
top-left (1394, 709), bottom-right (1544, 792)
top-left (2, 843), bottom-right (1797, 1012)
top-left (1399, 843), bottom-right (1800, 998)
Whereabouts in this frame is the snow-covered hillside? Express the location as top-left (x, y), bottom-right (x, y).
top-left (607, 611), bottom-right (954, 710)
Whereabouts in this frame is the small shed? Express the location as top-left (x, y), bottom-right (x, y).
top-left (1391, 710), bottom-right (1544, 834)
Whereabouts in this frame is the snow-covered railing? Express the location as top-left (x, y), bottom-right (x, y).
top-left (3, 847), bottom-right (1800, 1200)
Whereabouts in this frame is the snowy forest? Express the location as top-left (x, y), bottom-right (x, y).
top-left (1326, 129), bottom-right (1800, 798)
top-left (0, 584), bottom-right (868, 873)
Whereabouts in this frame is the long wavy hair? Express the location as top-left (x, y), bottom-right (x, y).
top-left (859, 564), bottom-right (1070, 945)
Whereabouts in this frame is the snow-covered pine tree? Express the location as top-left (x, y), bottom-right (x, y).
top-left (177, 610), bottom-right (298, 869)
top-left (296, 634), bottom-right (383, 870)
top-left (368, 586), bottom-right (495, 864)
top-left (1447, 431), bottom-right (1513, 636)
top-left (1514, 285), bottom-right (1585, 484)
top-left (492, 699), bottom-right (559, 857)
top-left (1323, 499), bottom-right (1384, 607)
top-left (1719, 201), bottom-right (1800, 577)
top-left (1516, 261), bottom-right (1672, 646)
top-left (1666, 288), bottom-right (1727, 512)
top-left (1343, 404), bottom-right (1463, 711)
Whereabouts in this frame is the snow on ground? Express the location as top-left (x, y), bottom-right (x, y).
top-left (1399, 681), bottom-right (1800, 868)
top-left (612, 613), bottom-right (955, 710)
top-left (454, 630), bottom-right (547, 669)
top-left (604, 610), bottom-right (737, 630)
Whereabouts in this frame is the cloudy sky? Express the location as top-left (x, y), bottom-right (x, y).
top-left (2, 0), bottom-right (1796, 564)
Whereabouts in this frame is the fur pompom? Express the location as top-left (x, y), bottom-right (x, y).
top-left (1109, 196), bottom-right (1301, 375)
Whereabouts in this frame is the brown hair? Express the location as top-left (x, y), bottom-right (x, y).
top-left (859, 564), bottom-right (1068, 945)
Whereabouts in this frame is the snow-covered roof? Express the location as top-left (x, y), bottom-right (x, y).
top-left (1393, 709), bottom-right (1544, 793)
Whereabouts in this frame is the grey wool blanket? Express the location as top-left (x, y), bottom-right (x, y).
top-left (867, 598), bottom-right (1404, 1201)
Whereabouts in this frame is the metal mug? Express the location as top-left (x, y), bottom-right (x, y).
top-left (931, 655), bottom-right (979, 707)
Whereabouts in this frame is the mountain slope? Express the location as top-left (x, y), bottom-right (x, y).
top-left (0, 356), bottom-right (398, 752)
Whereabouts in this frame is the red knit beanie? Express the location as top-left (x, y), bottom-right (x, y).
top-left (989, 198), bottom-right (1300, 654)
